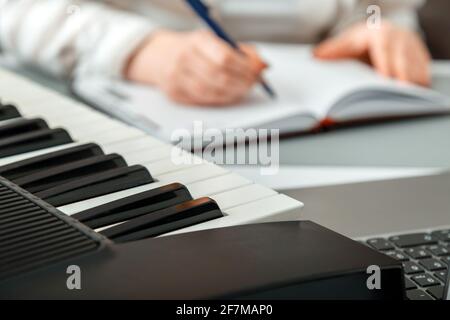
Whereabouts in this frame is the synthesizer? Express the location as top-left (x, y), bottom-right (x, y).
top-left (0, 69), bottom-right (406, 300)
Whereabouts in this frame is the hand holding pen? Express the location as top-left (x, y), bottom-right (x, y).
top-left (185, 0), bottom-right (276, 99)
top-left (126, 29), bottom-right (270, 106)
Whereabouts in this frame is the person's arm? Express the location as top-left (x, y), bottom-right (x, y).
top-left (315, 0), bottom-right (431, 87)
top-left (0, 0), bottom-right (154, 79)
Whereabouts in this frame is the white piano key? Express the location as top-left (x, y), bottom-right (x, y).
top-left (70, 121), bottom-right (141, 141)
top-left (1, 85), bottom-right (52, 105)
top-left (187, 173), bottom-right (252, 198)
top-left (123, 145), bottom-right (174, 165)
top-left (16, 94), bottom-right (93, 117)
top-left (59, 180), bottom-right (165, 215)
top-left (16, 105), bottom-right (81, 119)
top-left (157, 162), bottom-right (228, 185)
top-left (210, 184), bottom-right (277, 210)
top-left (144, 157), bottom-right (198, 176)
top-left (102, 136), bottom-right (165, 155)
top-left (21, 106), bottom-right (107, 125)
top-left (165, 194), bottom-right (303, 236)
top-left (18, 100), bottom-right (90, 116)
top-left (0, 142), bottom-right (83, 166)
top-left (86, 125), bottom-right (146, 145)
top-left (224, 194), bottom-right (302, 219)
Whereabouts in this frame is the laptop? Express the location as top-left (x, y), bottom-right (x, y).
top-left (285, 171), bottom-right (450, 300)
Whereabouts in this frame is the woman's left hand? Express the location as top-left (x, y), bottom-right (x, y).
top-left (314, 21), bottom-right (431, 87)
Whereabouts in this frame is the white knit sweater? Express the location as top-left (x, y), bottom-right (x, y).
top-left (0, 0), bottom-right (424, 79)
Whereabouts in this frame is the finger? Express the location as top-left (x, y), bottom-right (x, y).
top-left (391, 34), bottom-right (431, 86)
top-left (408, 39), bottom-right (432, 86)
top-left (368, 31), bottom-right (394, 78)
top-left (314, 25), bottom-right (368, 60)
top-left (240, 44), bottom-right (269, 74)
top-left (414, 56), bottom-right (431, 87)
top-left (163, 74), bottom-right (198, 106)
top-left (391, 41), bottom-right (410, 83)
top-left (194, 31), bottom-right (257, 79)
top-left (178, 69), bottom-right (246, 106)
top-left (186, 46), bottom-right (256, 94)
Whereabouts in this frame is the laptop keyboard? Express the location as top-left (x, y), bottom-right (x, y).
top-left (365, 229), bottom-right (449, 300)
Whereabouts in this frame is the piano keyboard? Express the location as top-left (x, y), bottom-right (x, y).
top-left (0, 67), bottom-right (303, 240)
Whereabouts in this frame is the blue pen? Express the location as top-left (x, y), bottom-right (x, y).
top-left (185, 0), bottom-right (276, 99)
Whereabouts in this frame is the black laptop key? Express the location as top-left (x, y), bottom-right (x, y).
top-left (101, 198), bottom-right (224, 243)
top-left (406, 289), bottom-right (434, 300)
top-left (431, 229), bottom-right (450, 242)
top-left (367, 238), bottom-right (394, 251)
top-left (427, 285), bottom-right (445, 300)
top-left (0, 143), bottom-right (104, 180)
top-left (0, 104), bottom-right (21, 121)
top-left (384, 250), bottom-right (410, 262)
top-left (0, 128), bottom-right (72, 158)
top-left (36, 165), bottom-right (153, 207)
top-left (411, 274), bottom-right (440, 287)
top-left (73, 183), bottom-right (193, 229)
top-left (404, 247), bottom-right (431, 259)
top-left (13, 154), bottom-right (126, 193)
top-left (404, 277), bottom-right (417, 290)
top-left (389, 233), bottom-right (438, 248)
top-left (434, 270), bottom-right (448, 282)
top-left (403, 261), bottom-right (424, 275)
top-left (0, 118), bottom-right (48, 139)
top-left (419, 258), bottom-right (447, 271)
top-left (427, 244), bottom-right (450, 257)
top-left (443, 256), bottom-right (450, 265)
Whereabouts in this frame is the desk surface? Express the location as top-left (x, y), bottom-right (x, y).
top-left (6, 61), bottom-right (450, 169)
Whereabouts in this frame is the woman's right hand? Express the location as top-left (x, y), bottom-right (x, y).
top-left (125, 29), bottom-right (267, 106)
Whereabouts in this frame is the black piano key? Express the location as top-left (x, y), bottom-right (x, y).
top-left (73, 183), bottom-right (193, 229)
top-left (36, 165), bottom-right (154, 207)
top-left (0, 143), bottom-right (104, 180)
top-left (13, 154), bottom-right (126, 193)
top-left (101, 198), bottom-right (224, 243)
top-left (0, 104), bottom-right (21, 121)
top-left (0, 128), bottom-right (73, 158)
top-left (0, 118), bottom-right (48, 139)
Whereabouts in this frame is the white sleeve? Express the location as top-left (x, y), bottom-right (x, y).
top-left (0, 0), bottom-right (155, 79)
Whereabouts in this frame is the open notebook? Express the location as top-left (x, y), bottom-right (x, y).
top-left (73, 43), bottom-right (450, 141)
